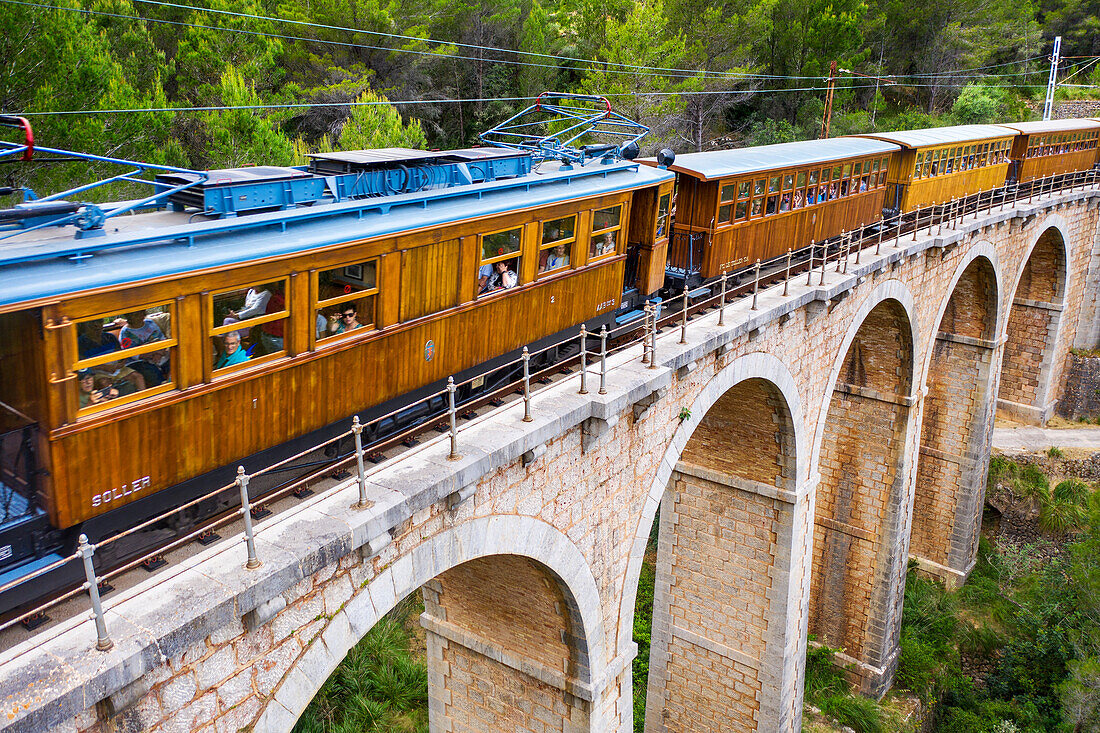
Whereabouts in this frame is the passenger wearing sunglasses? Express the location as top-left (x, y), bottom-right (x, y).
top-left (329, 307), bottom-right (363, 335)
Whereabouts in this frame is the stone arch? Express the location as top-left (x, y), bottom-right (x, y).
top-left (809, 279), bottom-right (920, 471)
top-left (997, 221), bottom-right (1070, 424)
top-left (808, 281), bottom-right (918, 697)
top-left (625, 352), bottom-right (810, 732)
top-left (255, 515), bottom-right (607, 732)
top-left (910, 250), bottom-right (1000, 587)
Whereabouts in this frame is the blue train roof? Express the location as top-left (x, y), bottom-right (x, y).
top-left (650, 138), bottom-right (900, 181)
top-left (0, 159), bottom-right (673, 311)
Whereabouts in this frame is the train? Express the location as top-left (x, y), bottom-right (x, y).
top-left (1, 97), bottom-right (1098, 617)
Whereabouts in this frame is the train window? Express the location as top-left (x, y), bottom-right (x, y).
top-left (766, 194), bottom-right (778, 214)
top-left (754, 179), bottom-right (766, 196)
top-left (313, 262), bottom-right (379, 343)
top-left (768, 177), bottom-right (780, 193)
top-left (806, 185), bottom-right (817, 204)
top-left (751, 198), bottom-right (763, 216)
top-left (590, 205), bottom-right (622, 260)
top-left (783, 174), bottom-right (794, 190)
top-left (854, 162), bottom-right (863, 176)
top-left (210, 279), bottom-right (289, 364)
top-left (839, 178), bottom-right (850, 197)
top-left (655, 195), bottom-right (671, 239)
top-left (72, 304), bottom-right (177, 414)
top-left (738, 181), bottom-right (750, 198)
top-left (718, 186), bottom-right (735, 221)
top-left (808, 170), bottom-right (818, 185)
top-left (478, 226), bottom-right (523, 296)
top-left (797, 171), bottom-right (807, 187)
top-left (859, 175), bottom-right (870, 192)
top-left (832, 165), bottom-right (843, 181)
top-left (779, 192), bottom-right (791, 212)
top-left (735, 201), bottom-right (748, 219)
top-left (537, 216), bottom-right (576, 277)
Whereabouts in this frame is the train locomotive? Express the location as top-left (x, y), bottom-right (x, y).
top-left (1, 96), bottom-right (1099, 618)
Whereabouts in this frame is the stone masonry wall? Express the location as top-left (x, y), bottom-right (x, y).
top-left (1056, 354), bottom-right (1100, 419)
top-left (17, 195), bottom-right (1098, 733)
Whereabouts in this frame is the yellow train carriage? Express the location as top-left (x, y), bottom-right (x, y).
top-left (852, 125), bottom-right (1015, 213)
top-left (1001, 119), bottom-right (1100, 183)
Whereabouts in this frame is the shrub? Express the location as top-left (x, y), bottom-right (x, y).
top-left (819, 694), bottom-right (885, 733)
top-left (1045, 446), bottom-right (1064, 459)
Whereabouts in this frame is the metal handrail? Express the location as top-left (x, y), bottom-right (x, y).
top-left (1, 168), bottom-right (1094, 651)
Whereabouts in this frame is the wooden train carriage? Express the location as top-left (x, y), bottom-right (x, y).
top-left (1000, 119), bottom-right (1100, 183)
top-left (646, 138), bottom-right (899, 281)
top-left (0, 153), bottom-right (674, 546)
top-left (852, 125), bottom-right (1015, 213)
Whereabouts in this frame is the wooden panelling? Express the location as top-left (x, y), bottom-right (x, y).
top-left (401, 240), bottom-right (460, 322)
top-left (902, 163), bottom-right (1010, 211)
top-left (1017, 148), bottom-right (1100, 182)
top-left (0, 311), bottom-right (46, 428)
top-left (47, 261), bottom-right (625, 527)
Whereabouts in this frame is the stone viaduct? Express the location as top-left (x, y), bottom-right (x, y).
top-left (4, 186), bottom-right (1100, 733)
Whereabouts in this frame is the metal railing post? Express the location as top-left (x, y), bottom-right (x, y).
top-left (446, 377), bottom-right (460, 459)
top-left (521, 347), bottom-right (533, 422)
top-left (579, 325), bottom-right (589, 394)
top-left (719, 272), bottom-right (728, 324)
top-left (680, 290), bottom-right (689, 343)
top-left (819, 244), bottom-right (828, 285)
top-left (836, 233), bottom-right (846, 272)
top-left (938, 201), bottom-right (946, 235)
top-left (78, 534), bottom-right (113, 651)
top-left (876, 221), bottom-right (884, 255)
top-left (783, 249), bottom-right (792, 295)
top-left (598, 325), bottom-right (608, 395)
top-left (855, 225), bottom-right (863, 265)
top-left (649, 302), bottom-right (658, 368)
top-left (928, 205), bottom-right (936, 236)
top-left (807, 244), bottom-right (816, 286)
top-left (236, 467), bottom-right (261, 569)
top-left (913, 211), bottom-right (920, 241)
top-left (351, 416), bottom-right (369, 506)
top-left (1029, 177), bottom-right (1035, 203)
top-left (895, 215), bottom-right (902, 248)
top-left (751, 259), bottom-right (761, 309)
top-left (642, 303), bottom-right (652, 364)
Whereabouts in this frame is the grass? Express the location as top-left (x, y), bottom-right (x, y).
top-left (293, 595), bottom-right (428, 733)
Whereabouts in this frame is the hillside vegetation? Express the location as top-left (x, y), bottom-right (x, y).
top-left (0, 0), bottom-right (1092, 193)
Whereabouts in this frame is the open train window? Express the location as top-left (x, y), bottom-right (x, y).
top-left (210, 278), bottom-right (289, 370)
top-left (656, 193), bottom-right (671, 238)
top-left (315, 263), bottom-right (378, 343)
top-left (538, 216), bottom-right (575, 277)
top-left (479, 226), bottom-right (523, 295)
top-left (72, 303), bottom-right (177, 415)
top-left (590, 205), bottom-right (623, 261)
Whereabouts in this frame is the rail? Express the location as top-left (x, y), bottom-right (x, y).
top-left (1, 169), bottom-right (1096, 649)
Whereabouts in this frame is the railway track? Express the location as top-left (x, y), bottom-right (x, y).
top-left (0, 171), bottom-right (1086, 649)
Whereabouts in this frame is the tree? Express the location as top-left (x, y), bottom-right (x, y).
top-left (324, 89), bottom-right (428, 150)
top-left (579, 0), bottom-right (690, 152)
top-left (195, 66), bottom-right (297, 169)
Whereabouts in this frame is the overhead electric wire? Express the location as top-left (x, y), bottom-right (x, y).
top-left (19, 0), bottom-right (1050, 84)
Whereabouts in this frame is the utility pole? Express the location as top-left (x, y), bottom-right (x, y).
top-left (820, 61), bottom-right (838, 139)
top-left (820, 63), bottom-right (895, 139)
top-left (1043, 36), bottom-right (1062, 121)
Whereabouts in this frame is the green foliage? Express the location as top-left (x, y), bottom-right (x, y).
top-left (631, 512), bottom-right (659, 733)
top-left (803, 638), bottom-right (847, 702)
top-left (1046, 446), bottom-right (1066, 460)
top-left (323, 90), bottom-right (428, 151)
top-left (294, 597), bottom-right (428, 733)
top-left (818, 694), bottom-right (885, 733)
top-left (951, 84), bottom-right (1027, 125)
top-left (748, 118), bottom-right (799, 146)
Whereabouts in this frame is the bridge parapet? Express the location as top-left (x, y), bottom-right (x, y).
top-left (2, 183), bottom-right (1099, 733)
